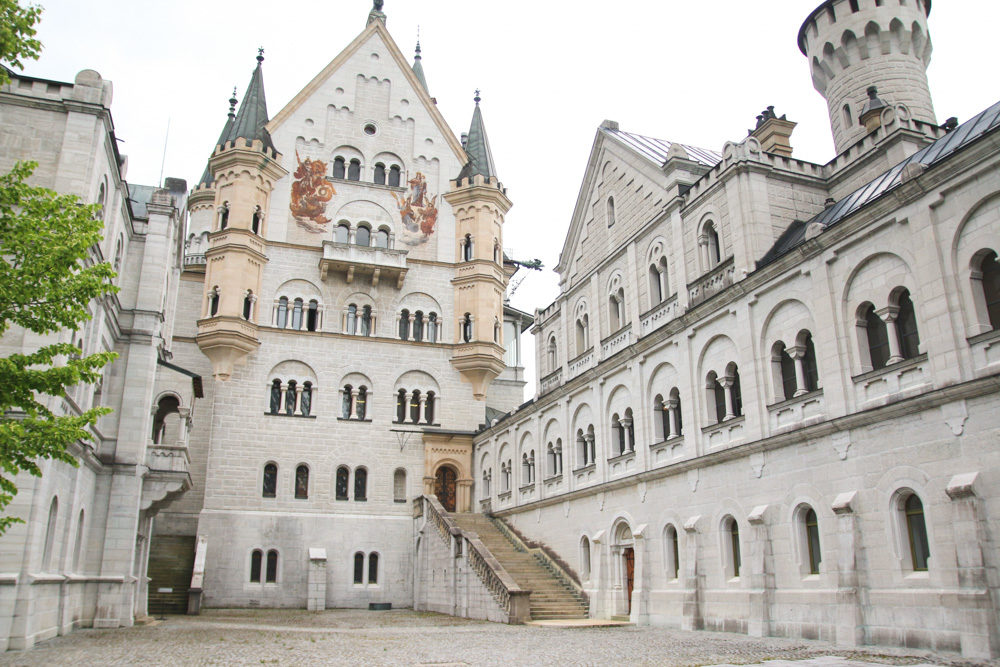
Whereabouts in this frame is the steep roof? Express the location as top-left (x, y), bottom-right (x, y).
top-left (198, 90), bottom-right (238, 187)
top-left (758, 97), bottom-right (1000, 268)
top-left (457, 93), bottom-right (498, 181)
top-left (225, 52), bottom-right (276, 154)
top-left (601, 126), bottom-right (721, 167)
top-left (411, 42), bottom-right (429, 94)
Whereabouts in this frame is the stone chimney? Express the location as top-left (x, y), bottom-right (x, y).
top-left (750, 106), bottom-right (796, 157)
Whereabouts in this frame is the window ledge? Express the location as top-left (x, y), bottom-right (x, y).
top-left (573, 463), bottom-right (596, 475)
top-left (766, 388), bottom-right (824, 411)
top-left (394, 499), bottom-right (407, 504)
top-left (392, 421), bottom-right (441, 427)
top-left (904, 569), bottom-right (930, 580)
top-left (518, 483), bottom-right (536, 493)
top-left (264, 412), bottom-right (318, 419)
top-left (543, 474), bottom-right (563, 483)
top-left (607, 451), bottom-right (636, 464)
top-left (967, 328), bottom-right (1000, 346)
top-left (701, 414), bottom-right (746, 434)
top-left (337, 417), bottom-right (373, 423)
top-left (851, 353), bottom-right (928, 383)
top-left (327, 176), bottom-right (405, 192)
top-left (498, 491), bottom-right (512, 501)
top-left (650, 435), bottom-right (683, 449)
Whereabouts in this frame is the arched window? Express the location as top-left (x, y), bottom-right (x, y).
top-left (374, 162), bottom-right (386, 185)
top-left (354, 467), bottom-right (367, 501)
top-left (347, 159), bottom-right (361, 181)
top-left (409, 389), bottom-right (422, 423)
top-left (353, 552), bottom-right (364, 584)
top-left (295, 464), bottom-right (309, 499)
top-left (522, 452), bottom-right (535, 485)
top-left (649, 257), bottom-right (668, 305)
top-left (463, 234), bottom-right (473, 261)
top-left (209, 286), bottom-right (220, 317)
top-left (862, 303), bottom-right (890, 370)
top-left (501, 461), bottom-right (511, 491)
top-left (301, 382), bottom-right (313, 417)
top-left (335, 466), bottom-right (349, 501)
top-left (493, 241), bottom-right (501, 264)
top-left (581, 536), bottom-right (592, 580)
top-left (654, 394), bottom-right (667, 441)
top-left (243, 291), bottom-right (254, 320)
top-left (306, 300), bottom-right (319, 332)
top-left (342, 384), bottom-right (353, 419)
top-left (399, 309), bottom-right (410, 340)
top-left (96, 182), bottom-right (106, 220)
top-left (73, 509), bottom-right (85, 572)
top-left (393, 468), bottom-right (407, 503)
top-left (730, 365), bottom-right (743, 417)
top-left (975, 250), bottom-right (1000, 330)
top-left (427, 313), bottom-right (438, 343)
top-left (725, 516), bottom-right (741, 578)
top-left (894, 289), bottom-right (920, 360)
top-left (396, 389), bottom-right (406, 423)
top-left (263, 463), bottom-right (277, 498)
top-left (670, 388), bottom-right (683, 437)
top-left (462, 313), bottom-right (473, 342)
top-left (356, 386), bottom-right (367, 420)
top-left (269, 379), bottom-right (281, 414)
top-left (368, 552), bottom-right (379, 584)
top-left (704, 221), bottom-right (721, 268)
top-left (609, 289), bottom-right (624, 332)
top-left (291, 298), bottom-right (304, 330)
top-left (801, 332), bottom-right (819, 392)
top-left (361, 305), bottom-right (373, 336)
top-left (335, 223), bottom-right (350, 244)
top-left (664, 525), bottom-right (679, 580)
top-left (623, 408), bottom-right (635, 451)
top-left (346, 304), bottom-right (358, 335)
top-left (904, 493), bottom-right (930, 571)
top-left (333, 157), bottom-right (346, 179)
top-left (576, 314), bottom-right (589, 352)
top-left (265, 549), bottom-right (278, 583)
top-left (611, 412), bottom-right (624, 456)
top-left (250, 549), bottom-right (262, 582)
top-left (356, 225), bottom-right (371, 246)
top-left (773, 341), bottom-right (797, 401)
top-left (151, 395), bottom-right (180, 444)
top-left (113, 236), bottom-right (123, 274)
top-left (709, 372), bottom-right (726, 423)
top-left (251, 206), bottom-right (262, 234)
top-left (285, 380), bottom-right (297, 415)
top-left (388, 165), bottom-right (401, 187)
top-left (276, 297), bottom-right (288, 328)
top-left (606, 196), bottom-right (615, 227)
top-left (804, 507), bottom-right (821, 575)
top-left (42, 497), bottom-right (58, 571)
top-left (424, 391), bottom-right (435, 424)
top-left (374, 228), bottom-right (389, 248)
top-left (218, 202), bottom-right (229, 230)
top-left (842, 103), bottom-right (853, 128)
top-left (413, 311), bottom-right (424, 342)
top-left (547, 336), bottom-right (557, 371)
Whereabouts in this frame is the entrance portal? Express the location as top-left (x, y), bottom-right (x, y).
top-left (434, 466), bottom-right (457, 512)
top-left (623, 546), bottom-right (635, 614)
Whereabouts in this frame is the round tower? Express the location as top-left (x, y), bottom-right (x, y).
top-left (799, 0), bottom-right (936, 154)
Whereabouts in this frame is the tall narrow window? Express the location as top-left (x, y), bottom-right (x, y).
top-left (374, 163), bottom-right (386, 185)
top-left (333, 157), bottom-right (346, 179)
top-left (348, 159), bottom-right (361, 181)
top-left (777, 342), bottom-right (797, 400)
top-left (295, 465), bottom-right (309, 500)
top-left (980, 250), bottom-right (1000, 330)
top-left (374, 228), bottom-right (389, 248)
top-left (462, 313), bottom-right (473, 342)
top-left (413, 311), bottom-right (424, 341)
top-left (292, 298), bottom-right (304, 330)
top-left (354, 468), bottom-right (367, 501)
top-left (665, 525), bottom-right (679, 580)
top-left (342, 385), bottom-right (353, 419)
top-left (805, 508), bottom-right (822, 575)
top-left (409, 390), bottom-right (422, 423)
top-left (269, 379), bottom-right (281, 414)
top-left (399, 309), bottom-right (410, 340)
top-left (388, 165), bottom-right (401, 187)
top-left (581, 536), bottom-right (592, 579)
top-left (301, 382), bottom-right (312, 417)
top-left (393, 468), bottom-right (407, 503)
top-left (905, 494), bottom-right (930, 571)
top-left (396, 389), bottom-right (406, 423)
top-left (265, 550), bottom-right (278, 583)
top-left (802, 333), bottom-right (819, 392)
top-left (864, 304), bottom-right (890, 369)
top-left (42, 497), bottom-right (58, 571)
top-left (356, 225), bottom-right (371, 246)
top-left (368, 553), bottom-right (379, 584)
top-left (347, 304), bottom-right (358, 335)
top-left (843, 103), bottom-right (853, 128)
top-left (424, 391), bottom-right (435, 424)
top-left (73, 509), bottom-right (85, 572)
top-left (356, 386), bottom-right (367, 420)
top-left (712, 374), bottom-right (726, 423)
top-left (336, 466), bottom-right (349, 501)
top-left (607, 197), bottom-right (615, 227)
top-left (209, 287), bottom-right (220, 317)
top-left (547, 336), bottom-right (557, 371)
top-left (353, 552), bottom-right (364, 584)
top-left (361, 306), bottom-right (373, 336)
top-left (250, 550), bottom-right (262, 582)
top-left (276, 297), bottom-right (288, 328)
top-left (895, 290), bottom-right (920, 360)
top-left (335, 223), bottom-right (349, 244)
top-left (463, 234), bottom-right (473, 261)
top-left (727, 517), bottom-right (741, 578)
top-left (243, 291), bottom-right (253, 320)
top-left (706, 223), bottom-right (721, 267)
top-left (612, 413), bottom-right (624, 456)
top-left (251, 206), bottom-right (262, 234)
top-left (263, 463), bottom-right (277, 498)
top-left (731, 367), bottom-right (743, 417)
top-left (285, 380), bottom-right (297, 415)
top-left (427, 313), bottom-right (438, 343)
top-left (219, 203), bottom-right (229, 230)
top-left (306, 300), bottom-right (319, 332)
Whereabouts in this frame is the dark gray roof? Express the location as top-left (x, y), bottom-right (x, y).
top-left (411, 42), bottom-right (429, 94)
top-left (198, 95), bottom-right (237, 187)
top-left (225, 55), bottom-right (276, 154)
top-left (128, 184), bottom-right (157, 220)
top-left (457, 95), bottom-right (498, 181)
top-left (603, 127), bottom-right (721, 168)
top-left (758, 98), bottom-right (1000, 268)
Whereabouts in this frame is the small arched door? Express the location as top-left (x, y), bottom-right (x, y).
top-left (623, 547), bottom-right (635, 614)
top-left (434, 466), bottom-right (458, 512)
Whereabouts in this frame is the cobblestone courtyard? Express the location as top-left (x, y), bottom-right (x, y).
top-left (0, 609), bottom-right (970, 666)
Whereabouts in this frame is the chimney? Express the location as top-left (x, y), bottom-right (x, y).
top-left (750, 106), bottom-right (796, 157)
top-left (859, 86), bottom-right (889, 134)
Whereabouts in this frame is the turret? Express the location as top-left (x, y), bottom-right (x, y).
top-left (799, 0), bottom-right (936, 154)
top-left (444, 92), bottom-right (511, 400)
top-left (195, 50), bottom-right (288, 380)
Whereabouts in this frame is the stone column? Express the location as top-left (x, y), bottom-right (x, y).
top-left (307, 548), bottom-right (327, 611)
top-left (294, 385), bottom-right (303, 415)
top-left (404, 392), bottom-right (414, 423)
top-left (746, 505), bottom-right (773, 638)
top-left (832, 490), bottom-right (864, 648)
top-left (787, 345), bottom-right (809, 396)
top-left (720, 377), bottom-right (736, 420)
top-left (585, 432), bottom-right (596, 466)
top-left (667, 399), bottom-right (679, 438)
top-left (681, 515), bottom-right (703, 631)
top-left (697, 234), bottom-right (709, 271)
top-left (417, 394), bottom-right (427, 424)
top-left (876, 306), bottom-right (903, 364)
top-left (350, 388), bottom-right (360, 419)
top-left (407, 313), bottom-right (415, 340)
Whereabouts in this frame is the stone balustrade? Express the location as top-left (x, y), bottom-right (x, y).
top-left (601, 325), bottom-right (632, 359)
top-left (640, 294), bottom-right (680, 337)
top-left (688, 257), bottom-right (735, 307)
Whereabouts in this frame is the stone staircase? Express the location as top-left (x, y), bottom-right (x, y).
top-left (451, 513), bottom-right (588, 621)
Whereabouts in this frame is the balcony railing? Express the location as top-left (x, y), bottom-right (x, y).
top-left (319, 241), bottom-right (408, 287)
top-left (540, 367), bottom-right (562, 394)
top-left (601, 325), bottom-right (632, 359)
top-left (568, 348), bottom-right (594, 380)
top-left (639, 294), bottom-right (679, 337)
top-left (688, 257), bottom-right (735, 307)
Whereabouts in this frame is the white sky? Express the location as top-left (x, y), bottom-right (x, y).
top-left (22, 0), bottom-right (999, 398)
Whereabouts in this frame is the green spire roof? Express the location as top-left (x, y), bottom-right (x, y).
top-left (457, 91), bottom-right (497, 181)
top-left (412, 41), bottom-right (429, 94)
top-left (198, 88), bottom-right (238, 187)
top-left (225, 50), bottom-right (276, 154)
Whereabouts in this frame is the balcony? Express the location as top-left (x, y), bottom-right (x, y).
top-left (601, 325), bottom-right (632, 359)
top-left (568, 348), bottom-right (595, 380)
top-left (640, 294), bottom-right (680, 337)
top-left (141, 418), bottom-right (192, 514)
top-left (183, 253), bottom-right (206, 269)
top-left (319, 241), bottom-right (408, 288)
top-left (540, 367), bottom-right (562, 394)
top-left (767, 389), bottom-right (825, 434)
top-left (688, 257), bottom-right (735, 307)
top-left (851, 354), bottom-right (930, 408)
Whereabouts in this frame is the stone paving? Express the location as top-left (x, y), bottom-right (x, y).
top-left (0, 609), bottom-right (968, 666)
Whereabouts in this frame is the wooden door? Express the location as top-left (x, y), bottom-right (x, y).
top-left (435, 466), bottom-right (457, 512)
top-left (623, 546), bottom-right (635, 614)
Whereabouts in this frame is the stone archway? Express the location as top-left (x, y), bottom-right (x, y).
top-left (422, 433), bottom-right (474, 512)
top-left (434, 465), bottom-right (458, 512)
top-left (612, 521), bottom-right (635, 617)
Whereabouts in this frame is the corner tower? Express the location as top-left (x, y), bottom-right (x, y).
top-left (444, 93), bottom-right (511, 400)
top-left (196, 51), bottom-right (288, 380)
top-left (799, 0), bottom-right (936, 154)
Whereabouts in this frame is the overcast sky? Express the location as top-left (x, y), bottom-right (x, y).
top-left (21, 0), bottom-right (999, 396)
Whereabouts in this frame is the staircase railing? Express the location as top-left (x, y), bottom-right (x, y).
top-left (420, 495), bottom-right (531, 624)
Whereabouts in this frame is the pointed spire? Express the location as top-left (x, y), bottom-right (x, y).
top-left (457, 90), bottom-right (498, 181)
top-left (411, 30), bottom-right (429, 94)
top-left (224, 48), bottom-right (277, 154)
top-left (198, 87), bottom-right (240, 187)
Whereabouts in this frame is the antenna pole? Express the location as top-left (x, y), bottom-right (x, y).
top-left (158, 118), bottom-right (171, 187)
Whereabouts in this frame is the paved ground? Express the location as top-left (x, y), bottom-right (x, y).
top-left (0, 609), bottom-right (965, 666)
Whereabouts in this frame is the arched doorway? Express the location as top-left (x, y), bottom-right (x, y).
top-left (434, 465), bottom-right (458, 512)
top-left (613, 521), bottom-right (635, 615)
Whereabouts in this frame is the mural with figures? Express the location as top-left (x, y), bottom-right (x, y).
top-left (391, 172), bottom-right (438, 246)
top-left (290, 152), bottom-right (336, 233)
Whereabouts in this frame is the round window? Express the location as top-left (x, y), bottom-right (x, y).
top-left (363, 123), bottom-right (377, 136)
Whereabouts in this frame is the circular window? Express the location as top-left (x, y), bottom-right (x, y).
top-left (363, 123), bottom-right (377, 136)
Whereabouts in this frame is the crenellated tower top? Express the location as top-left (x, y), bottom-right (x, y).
top-left (799, 0), bottom-right (936, 154)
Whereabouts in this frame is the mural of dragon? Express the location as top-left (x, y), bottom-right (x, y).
top-left (290, 151), bottom-right (335, 233)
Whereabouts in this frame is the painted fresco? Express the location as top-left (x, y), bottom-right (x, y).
top-left (290, 152), bottom-right (336, 233)
top-left (391, 172), bottom-right (438, 246)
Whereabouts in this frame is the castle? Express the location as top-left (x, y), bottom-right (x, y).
top-left (1, 0), bottom-right (998, 659)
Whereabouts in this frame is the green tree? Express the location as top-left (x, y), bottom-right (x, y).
top-left (0, 162), bottom-right (119, 535)
top-left (0, 0), bottom-right (42, 85)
